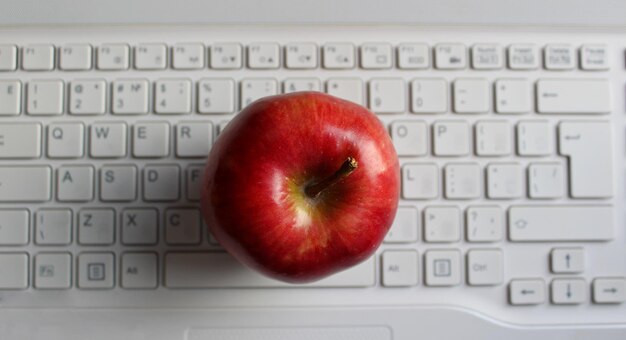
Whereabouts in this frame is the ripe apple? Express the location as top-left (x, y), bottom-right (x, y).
top-left (201, 92), bottom-right (400, 283)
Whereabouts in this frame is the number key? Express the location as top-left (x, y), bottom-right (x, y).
top-left (70, 79), bottom-right (106, 115)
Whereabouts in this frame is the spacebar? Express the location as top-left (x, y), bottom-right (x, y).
top-left (165, 252), bottom-right (375, 288)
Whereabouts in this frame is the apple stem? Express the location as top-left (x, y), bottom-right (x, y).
top-left (305, 157), bottom-right (358, 199)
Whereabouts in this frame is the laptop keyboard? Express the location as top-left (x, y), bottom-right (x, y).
top-left (0, 26), bottom-right (624, 325)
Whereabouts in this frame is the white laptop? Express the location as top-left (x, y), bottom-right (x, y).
top-left (0, 0), bottom-right (625, 339)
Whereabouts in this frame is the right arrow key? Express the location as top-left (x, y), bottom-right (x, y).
top-left (593, 278), bottom-right (626, 304)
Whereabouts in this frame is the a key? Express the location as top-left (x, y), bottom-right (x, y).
top-left (411, 79), bottom-right (447, 113)
top-left (143, 165), bottom-right (180, 201)
top-left (78, 209), bottom-right (115, 245)
top-left (384, 206), bottom-right (418, 243)
top-left (382, 250), bottom-right (419, 287)
top-left (551, 279), bottom-right (586, 304)
top-left (0, 166), bottom-right (51, 202)
top-left (471, 44), bottom-right (503, 69)
top-left (360, 43), bottom-right (392, 69)
top-left (0, 253), bottom-right (28, 289)
top-left (90, 122), bottom-right (127, 158)
top-left (453, 78), bottom-right (489, 113)
top-left (186, 165), bottom-right (205, 201)
top-left (283, 78), bottom-right (321, 93)
top-left (495, 79), bottom-right (531, 114)
top-left (172, 43), bottom-right (205, 69)
top-left (27, 80), bottom-right (64, 115)
top-left (397, 43), bottom-right (429, 69)
top-left (434, 43), bottom-right (466, 69)
top-left (326, 78), bottom-right (363, 105)
top-left (154, 79), bottom-right (192, 114)
top-left (0, 209), bottom-right (29, 245)
top-left (580, 44), bottom-right (609, 71)
top-left (112, 79), bottom-right (149, 114)
top-left (48, 122), bottom-right (85, 158)
top-left (475, 121), bottom-right (511, 156)
top-left (22, 44), bottom-right (55, 71)
top-left (425, 250), bottom-right (461, 286)
top-left (69, 79), bottom-right (106, 115)
top-left (78, 252), bottom-right (114, 289)
top-left (550, 248), bottom-right (584, 273)
top-left (133, 122), bottom-right (170, 158)
top-left (240, 78), bottom-right (278, 108)
top-left (390, 121), bottom-right (428, 156)
top-left (165, 208), bottom-right (202, 245)
top-left (121, 209), bottom-right (158, 245)
top-left (285, 43), bottom-right (318, 69)
top-left (508, 44), bottom-right (539, 70)
top-left (0, 80), bottom-right (21, 115)
top-left (100, 165), bottom-right (137, 202)
top-left (402, 163), bottom-right (439, 199)
top-left (121, 252), bottom-right (158, 289)
top-left (134, 43), bottom-right (167, 70)
top-left (517, 120), bottom-right (552, 156)
top-left (423, 206), bottom-right (461, 242)
top-left (0, 45), bottom-right (17, 71)
top-left (197, 79), bottom-right (235, 114)
top-left (544, 44), bottom-right (575, 70)
top-left (60, 44), bottom-right (92, 71)
top-left (467, 249), bottom-right (503, 286)
top-left (323, 43), bottom-right (355, 69)
top-left (210, 43), bottom-right (243, 69)
top-left (537, 79), bottom-right (610, 114)
top-left (97, 44), bottom-right (129, 70)
top-left (593, 278), bottom-right (626, 304)
top-left (444, 163), bottom-right (481, 199)
top-left (433, 121), bottom-right (470, 156)
top-left (0, 123), bottom-right (41, 158)
top-left (35, 209), bottom-right (72, 245)
top-left (465, 206), bottom-right (503, 242)
top-left (248, 43), bottom-right (280, 69)
top-left (368, 78), bottom-right (405, 113)
top-left (34, 253), bottom-right (72, 289)
top-left (486, 163), bottom-right (523, 199)
top-left (176, 122), bottom-right (213, 158)
top-left (528, 163), bottom-right (565, 198)
top-left (57, 166), bottom-right (94, 202)
top-left (508, 205), bottom-right (613, 241)
top-left (509, 279), bottom-right (545, 305)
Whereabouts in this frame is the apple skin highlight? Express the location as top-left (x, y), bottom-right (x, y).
top-left (201, 92), bottom-right (400, 283)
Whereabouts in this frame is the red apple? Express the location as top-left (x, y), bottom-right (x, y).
top-left (201, 92), bottom-right (400, 283)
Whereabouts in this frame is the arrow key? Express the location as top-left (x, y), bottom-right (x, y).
top-left (593, 278), bottom-right (626, 304)
top-left (551, 279), bottom-right (586, 304)
top-left (509, 279), bottom-right (545, 305)
top-left (551, 247), bottom-right (584, 273)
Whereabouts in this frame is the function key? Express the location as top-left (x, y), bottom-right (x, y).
top-left (97, 44), bottom-right (130, 70)
top-left (172, 43), bottom-right (205, 70)
top-left (434, 43), bottom-right (466, 69)
top-left (360, 43), bottom-right (392, 69)
top-left (22, 44), bottom-right (55, 71)
top-left (508, 44), bottom-right (539, 70)
top-left (471, 44), bottom-right (503, 69)
top-left (134, 43), bottom-right (167, 70)
top-left (247, 43), bottom-right (280, 69)
top-left (59, 44), bottom-right (92, 71)
top-left (0, 44), bottom-right (17, 71)
top-left (323, 43), bottom-right (355, 69)
top-left (580, 44), bottom-right (609, 71)
top-left (285, 43), bottom-right (318, 69)
top-left (210, 43), bottom-right (242, 69)
top-left (544, 44), bottom-right (575, 70)
top-left (397, 43), bottom-right (429, 69)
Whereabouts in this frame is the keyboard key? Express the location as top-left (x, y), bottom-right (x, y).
top-left (326, 78), bottom-right (363, 105)
top-left (0, 253), bottom-right (28, 289)
top-left (0, 123), bottom-right (42, 158)
top-left (165, 252), bottom-right (375, 288)
top-left (240, 78), bottom-right (278, 108)
top-left (97, 44), bottom-right (129, 70)
top-left (0, 44), bottom-right (17, 71)
top-left (112, 79), bottom-right (149, 114)
top-left (551, 279), bottom-right (586, 304)
top-left (368, 78), bottom-right (405, 113)
top-left (544, 44), bottom-right (575, 70)
top-left (509, 279), bottom-right (545, 305)
top-left (172, 43), bottom-right (205, 69)
top-left (283, 78), bottom-right (321, 93)
top-left (471, 44), bottom-right (503, 69)
top-left (434, 43), bottom-right (466, 69)
top-left (285, 43), bottom-right (318, 69)
top-left (57, 166), bottom-right (94, 202)
top-left (517, 121), bottom-right (552, 156)
top-left (35, 209), bottom-right (73, 245)
top-left (382, 250), bottom-right (419, 287)
top-left (134, 43), bottom-right (167, 70)
top-left (186, 165), bottom-right (205, 201)
top-left (465, 206), bottom-right (503, 242)
top-left (453, 78), bottom-right (489, 113)
top-left (508, 44), bottom-right (539, 70)
top-left (444, 163), bottom-right (481, 199)
top-left (34, 253), bottom-right (72, 289)
top-left (0, 209), bottom-right (29, 245)
top-left (433, 121), bottom-right (470, 156)
top-left (467, 249), bottom-right (503, 286)
top-left (559, 121), bottom-right (612, 198)
top-left (411, 79), bottom-right (447, 113)
top-left (210, 43), bottom-right (243, 69)
top-left (593, 278), bottom-right (626, 304)
top-left (197, 79), bottom-right (236, 114)
top-left (397, 43), bottom-right (429, 69)
top-left (551, 248), bottom-right (584, 273)
top-left (78, 209), bottom-right (115, 245)
top-left (247, 43), bottom-right (280, 69)
top-left (528, 163), bottom-right (565, 198)
top-left (165, 208), bottom-right (202, 245)
top-left (486, 163), bottom-right (523, 199)
top-left (176, 121), bottom-right (213, 158)
top-left (580, 44), bottom-right (609, 71)
top-left (0, 166), bottom-right (51, 202)
top-left (27, 80), bottom-right (64, 115)
top-left (390, 120), bottom-right (428, 156)
top-left (508, 205), bottom-right (613, 241)
top-left (0, 80), bottom-right (21, 115)
top-left (69, 79), bottom-right (106, 115)
top-left (90, 122), bottom-right (127, 158)
top-left (78, 252), bottom-right (114, 289)
top-left (495, 79), bottom-right (531, 114)
top-left (384, 206), bottom-right (418, 243)
top-left (121, 252), bottom-right (158, 289)
top-left (133, 122), bottom-right (170, 158)
top-left (323, 43), bottom-right (355, 69)
top-left (100, 165), bottom-right (137, 201)
top-left (402, 164), bottom-right (439, 199)
top-left (48, 122), bottom-right (85, 158)
top-left (424, 206), bottom-right (461, 242)
top-left (22, 44), bottom-right (55, 71)
top-left (60, 44), bottom-right (92, 71)
top-left (121, 209), bottom-right (158, 245)
top-left (154, 79), bottom-right (192, 114)
top-left (143, 165), bottom-right (180, 202)
top-left (425, 250), bottom-right (461, 286)
top-left (537, 79), bottom-right (610, 114)
top-left (360, 43), bottom-right (392, 69)
top-left (475, 121), bottom-right (511, 156)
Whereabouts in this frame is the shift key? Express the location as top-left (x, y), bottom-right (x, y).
top-left (0, 123), bottom-right (42, 158)
top-left (0, 166), bottom-right (51, 202)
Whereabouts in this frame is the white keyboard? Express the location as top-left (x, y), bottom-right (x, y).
top-left (0, 25), bottom-right (625, 328)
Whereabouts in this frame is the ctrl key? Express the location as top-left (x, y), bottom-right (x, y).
top-left (509, 279), bottom-right (545, 305)
top-left (0, 253), bottom-right (29, 289)
top-left (593, 278), bottom-right (626, 304)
